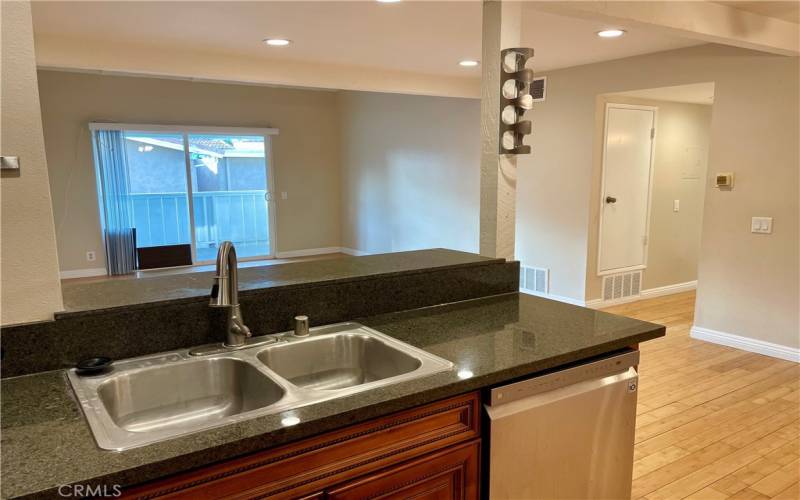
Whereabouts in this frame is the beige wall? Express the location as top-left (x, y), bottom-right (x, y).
top-left (516, 44), bottom-right (798, 349)
top-left (338, 91), bottom-right (480, 254)
top-left (0, 2), bottom-right (64, 325)
top-left (585, 96), bottom-right (712, 297)
top-left (37, 70), bottom-right (342, 273)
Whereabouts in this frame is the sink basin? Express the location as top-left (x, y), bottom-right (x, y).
top-left (97, 358), bottom-right (284, 433)
top-left (68, 323), bottom-right (452, 450)
top-left (69, 354), bottom-right (290, 450)
top-left (256, 333), bottom-right (422, 391)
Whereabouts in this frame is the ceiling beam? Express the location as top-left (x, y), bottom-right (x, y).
top-left (33, 35), bottom-right (481, 99)
top-left (528, 1), bottom-right (799, 56)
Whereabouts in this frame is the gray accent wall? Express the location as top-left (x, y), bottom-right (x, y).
top-left (38, 72), bottom-right (483, 275)
top-left (338, 90), bottom-right (481, 255)
top-left (37, 70), bottom-right (343, 273)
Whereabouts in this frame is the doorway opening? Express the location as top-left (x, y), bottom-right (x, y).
top-left (592, 82), bottom-right (715, 303)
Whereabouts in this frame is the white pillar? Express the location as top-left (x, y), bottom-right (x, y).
top-left (479, 0), bottom-right (522, 260)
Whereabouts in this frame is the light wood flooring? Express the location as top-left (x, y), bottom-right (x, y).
top-left (602, 291), bottom-right (799, 499)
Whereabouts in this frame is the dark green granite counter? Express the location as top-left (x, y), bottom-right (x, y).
top-left (59, 249), bottom-right (499, 317)
top-left (1, 292), bottom-right (664, 499)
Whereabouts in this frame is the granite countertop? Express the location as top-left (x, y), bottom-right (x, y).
top-left (59, 249), bottom-right (499, 317)
top-left (1, 292), bottom-right (664, 499)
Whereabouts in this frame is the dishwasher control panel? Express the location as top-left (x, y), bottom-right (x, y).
top-left (489, 350), bottom-right (640, 406)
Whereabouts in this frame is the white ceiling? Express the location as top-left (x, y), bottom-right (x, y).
top-left (31, 1), bottom-right (484, 78)
top-left (31, 1), bottom-right (702, 82)
top-left (520, 6), bottom-right (702, 72)
top-left (716, 1), bottom-right (800, 23)
top-left (610, 82), bottom-right (717, 105)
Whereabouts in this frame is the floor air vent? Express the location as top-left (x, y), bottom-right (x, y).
top-left (520, 266), bottom-right (549, 294)
top-left (602, 271), bottom-right (642, 301)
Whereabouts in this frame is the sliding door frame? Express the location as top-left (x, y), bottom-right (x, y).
top-left (181, 131), bottom-right (200, 264)
top-left (89, 122), bottom-right (280, 265)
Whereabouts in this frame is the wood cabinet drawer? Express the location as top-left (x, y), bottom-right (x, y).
top-left (125, 392), bottom-right (480, 499)
top-left (327, 440), bottom-right (480, 500)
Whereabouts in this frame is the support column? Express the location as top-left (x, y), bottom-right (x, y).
top-left (1, 0), bottom-right (65, 324)
top-left (479, 0), bottom-right (521, 260)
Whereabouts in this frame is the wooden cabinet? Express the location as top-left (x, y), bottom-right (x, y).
top-left (327, 440), bottom-right (479, 500)
top-left (124, 392), bottom-right (480, 500)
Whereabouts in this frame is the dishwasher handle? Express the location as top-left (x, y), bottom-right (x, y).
top-left (488, 350), bottom-right (639, 407)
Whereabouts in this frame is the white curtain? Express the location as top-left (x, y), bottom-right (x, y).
top-left (92, 130), bottom-right (137, 275)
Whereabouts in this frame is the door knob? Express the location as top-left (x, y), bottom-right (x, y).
top-left (606, 196), bottom-right (617, 204)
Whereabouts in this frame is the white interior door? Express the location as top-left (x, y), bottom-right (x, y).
top-left (598, 104), bottom-right (656, 275)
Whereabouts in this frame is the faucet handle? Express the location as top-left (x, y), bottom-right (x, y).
top-left (294, 316), bottom-right (310, 337)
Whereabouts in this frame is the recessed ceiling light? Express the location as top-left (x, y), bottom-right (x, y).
top-left (376, 0), bottom-right (401, 3)
top-left (263, 38), bottom-right (291, 46)
top-left (459, 60), bottom-right (479, 67)
top-left (597, 29), bottom-right (626, 38)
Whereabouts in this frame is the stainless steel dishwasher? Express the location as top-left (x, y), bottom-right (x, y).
top-left (486, 350), bottom-right (639, 499)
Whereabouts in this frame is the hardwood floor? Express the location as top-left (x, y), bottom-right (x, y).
top-left (602, 291), bottom-right (799, 500)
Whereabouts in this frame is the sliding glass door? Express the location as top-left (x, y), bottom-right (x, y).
top-left (91, 124), bottom-right (276, 273)
top-left (187, 134), bottom-right (272, 262)
top-left (125, 132), bottom-right (193, 251)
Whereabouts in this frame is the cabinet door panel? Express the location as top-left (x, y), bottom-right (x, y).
top-left (123, 393), bottom-right (480, 499)
top-left (328, 440), bottom-right (479, 500)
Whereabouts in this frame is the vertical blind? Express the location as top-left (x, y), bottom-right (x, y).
top-left (92, 130), bottom-right (137, 275)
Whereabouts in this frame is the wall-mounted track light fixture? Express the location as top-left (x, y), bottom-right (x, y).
top-left (499, 47), bottom-right (535, 155)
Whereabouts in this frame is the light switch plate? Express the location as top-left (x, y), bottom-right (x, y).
top-left (751, 217), bottom-right (773, 234)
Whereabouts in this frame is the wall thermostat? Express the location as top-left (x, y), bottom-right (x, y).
top-left (715, 172), bottom-right (734, 189)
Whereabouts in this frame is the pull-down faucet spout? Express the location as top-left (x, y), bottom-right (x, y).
top-left (209, 241), bottom-right (251, 347)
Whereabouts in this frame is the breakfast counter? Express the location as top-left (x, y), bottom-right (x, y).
top-left (1, 292), bottom-right (663, 499)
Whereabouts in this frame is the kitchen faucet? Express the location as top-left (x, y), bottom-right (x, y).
top-left (209, 241), bottom-right (252, 347)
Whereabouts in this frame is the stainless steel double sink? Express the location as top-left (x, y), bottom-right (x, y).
top-left (68, 323), bottom-right (453, 451)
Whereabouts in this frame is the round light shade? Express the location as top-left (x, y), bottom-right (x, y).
top-left (264, 38), bottom-right (291, 46)
top-left (459, 60), bottom-right (479, 67)
top-left (597, 29), bottom-right (626, 38)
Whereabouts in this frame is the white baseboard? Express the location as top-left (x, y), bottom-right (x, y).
top-left (276, 247), bottom-right (370, 258)
top-left (691, 326), bottom-right (800, 363)
top-left (520, 288), bottom-right (586, 307)
top-left (585, 280), bottom-right (697, 309)
top-left (586, 296), bottom-right (636, 308)
top-left (340, 247), bottom-right (369, 257)
top-left (585, 299), bottom-right (604, 309)
top-left (642, 280), bottom-right (698, 298)
top-left (275, 247), bottom-right (342, 259)
top-left (60, 267), bottom-right (107, 279)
